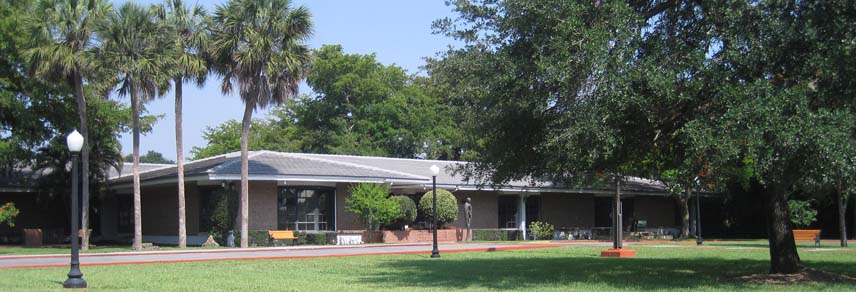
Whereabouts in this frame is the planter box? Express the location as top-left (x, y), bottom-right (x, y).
top-left (381, 229), bottom-right (463, 244)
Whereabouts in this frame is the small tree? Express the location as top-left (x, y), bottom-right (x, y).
top-left (346, 183), bottom-right (399, 230)
top-left (0, 202), bottom-right (20, 227)
top-left (419, 189), bottom-right (458, 228)
top-left (788, 200), bottom-right (817, 229)
top-left (389, 195), bottom-right (417, 229)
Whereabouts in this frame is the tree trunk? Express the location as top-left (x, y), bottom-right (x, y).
top-left (852, 197), bottom-right (856, 240)
top-left (73, 73), bottom-right (90, 250)
top-left (131, 89), bottom-right (142, 251)
top-left (239, 100), bottom-right (254, 248)
top-left (763, 185), bottom-right (800, 274)
top-left (838, 191), bottom-right (848, 248)
top-left (175, 78), bottom-right (187, 248)
top-left (678, 189), bottom-right (690, 239)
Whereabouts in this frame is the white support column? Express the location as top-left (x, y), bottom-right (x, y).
top-left (518, 194), bottom-right (527, 240)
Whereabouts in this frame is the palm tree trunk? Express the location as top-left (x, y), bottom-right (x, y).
top-left (175, 78), bottom-right (186, 248)
top-left (678, 189), bottom-right (690, 239)
top-left (838, 191), bottom-right (848, 248)
top-left (131, 89), bottom-right (143, 251)
top-left (764, 185), bottom-right (800, 274)
top-left (239, 100), bottom-right (255, 248)
top-left (73, 73), bottom-right (90, 250)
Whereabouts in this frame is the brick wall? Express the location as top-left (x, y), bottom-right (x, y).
top-left (139, 183), bottom-right (201, 236)
top-left (540, 193), bottom-right (596, 229)
top-left (452, 191), bottom-right (498, 229)
top-left (248, 181), bottom-right (278, 230)
top-left (381, 229), bottom-right (462, 243)
top-left (335, 183), bottom-right (363, 230)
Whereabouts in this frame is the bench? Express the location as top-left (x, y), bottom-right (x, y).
top-left (793, 229), bottom-right (821, 247)
top-left (268, 230), bottom-right (297, 245)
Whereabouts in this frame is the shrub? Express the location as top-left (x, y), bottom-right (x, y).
top-left (0, 202), bottom-right (20, 227)
top-left (472, 229), bottom-right (522, 241)
top-left (296, 231), bottom-right (337, 245)
top-left (529, 221), bottom-right (555, 240)
top-left (419, 189), bottom-right (458, 228)
top-left (247, 230), bottom-right (270, 247)
top-left (788, 199), bottom-right (817, 229)
top-left (346, 183), bottom-right (400, 230)
top-left (389, 195), bottom-right (417, 229)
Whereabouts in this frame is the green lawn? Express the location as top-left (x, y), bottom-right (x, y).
top-left (1, 245), bottom-right (854, 291)
top-left (638, 239), bottom-right (856, 249)
top-left (0, 245), bottom-right (222, 255)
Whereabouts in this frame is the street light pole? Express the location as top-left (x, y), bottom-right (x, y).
top-left (64, 130), bottom-right (86, 289)
top-left (430, 164), bottom-right (440, 258)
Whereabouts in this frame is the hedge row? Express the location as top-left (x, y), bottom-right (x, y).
top-left (232, 230), bottom-right (338, 247)
top-left (471, 229), bottom-right (522, 241)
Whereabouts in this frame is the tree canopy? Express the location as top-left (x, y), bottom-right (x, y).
top-left (192, 45), bottom-right (464, 161)
top-left (430, 0), bottom-right (856, 274)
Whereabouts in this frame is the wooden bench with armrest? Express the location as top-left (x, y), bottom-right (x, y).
top-left (793, 229), bottom-right (821, 247)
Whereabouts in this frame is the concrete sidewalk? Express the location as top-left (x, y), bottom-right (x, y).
top-left (0, 241), bottom-right (612, 269)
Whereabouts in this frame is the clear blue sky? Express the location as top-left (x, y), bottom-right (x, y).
top-left (115, 0), bottom-right (457, 161)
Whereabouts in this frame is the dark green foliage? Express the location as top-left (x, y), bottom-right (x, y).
top-left (528, 221), bottom-right (555, 240)
top-left (124, 150), bottom-right (174, 164)
top-left (472, 229), bottom-right (521, 241)
top-left (191, 45), bottom-right (464, 161)
top-left (246, 230), bottom-right (271, 247)
top-left (432, 0), bottom-right (856, 274)
top-left (787, 200), bottom-right (818, 229)
top-left (200, 189), bottom-right (238, 245)
top-left (389, 195), bottom-right (417, 229)
top-left (418, 189), bottom-right (458, 228)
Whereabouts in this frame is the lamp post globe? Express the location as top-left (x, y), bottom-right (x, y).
top-left (430, 164), bottom-right (440, 258)
top-left (63, 130), bottom-right (86, 288)
top-left (67, 130), bottom-right (84, 152)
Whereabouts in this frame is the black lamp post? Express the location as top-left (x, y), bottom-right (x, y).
top-left (695, 177), bottom-right (703, 246)
top-left (64, 130), bottom-right (87, 289)
top-left (430, 164), bottom-right (440, 258)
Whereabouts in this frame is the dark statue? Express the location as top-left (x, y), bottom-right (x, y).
top-left (465, 197), bottom-right (473, 241)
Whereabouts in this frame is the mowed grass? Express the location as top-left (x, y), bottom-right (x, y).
top-left (0, 245), bottom-right (222, 255)
top-left (0, 245), bottom-right (854, 291)
top-left (639, 239), bottom-right (856, 249)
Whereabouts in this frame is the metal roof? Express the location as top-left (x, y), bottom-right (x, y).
top-left (104, 150), bottom-right (671, 195)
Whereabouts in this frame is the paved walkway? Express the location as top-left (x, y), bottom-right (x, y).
top-left (0, 241), bottom-right (612, 269)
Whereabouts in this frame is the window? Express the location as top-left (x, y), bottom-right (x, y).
top-left (117, 195), bottom-right (132, 233)
top-left (497, 195), bottom-right (541, 229)
top-left (277, 187), bottom-right (335, 231)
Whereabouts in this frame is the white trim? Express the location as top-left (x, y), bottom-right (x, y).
top-left (207, 174), bottom-right (427, 184)
top-left (387, 183), bottom-right (690, 197)
top-left (107, 174), bottom-right (208, 190)
top-left (0, 187), bottom-right (36, 193)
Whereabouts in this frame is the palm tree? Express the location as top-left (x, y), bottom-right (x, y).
top-left (210, 0), bottom-right (312, 248)
top-left (96, 2), bottom-right (170, 251)
top-left (153, 0), bottom-right (209, 249)
top-left (24, 0), bottom-right (112, 251)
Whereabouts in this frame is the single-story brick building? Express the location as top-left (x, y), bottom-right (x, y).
top-left (100, 150), bottom-right (685, 245)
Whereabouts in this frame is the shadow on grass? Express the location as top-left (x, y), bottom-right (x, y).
top-left (358, 250), bottom-right (855, 290)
